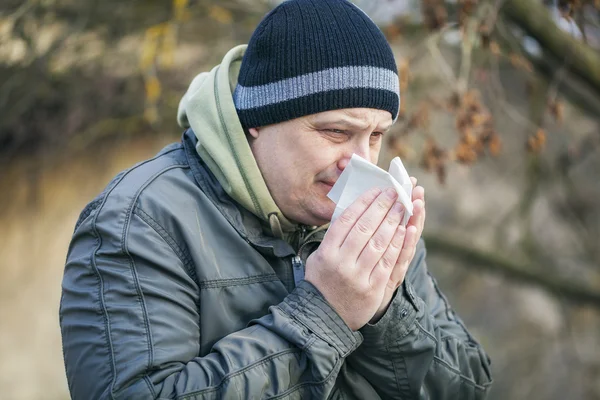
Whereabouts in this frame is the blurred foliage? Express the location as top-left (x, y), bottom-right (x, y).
top-left (0, 0), bottom-right (268, 164)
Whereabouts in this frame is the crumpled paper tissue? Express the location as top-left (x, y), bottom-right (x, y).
top-left (327, 154), bottom-right (413, 226)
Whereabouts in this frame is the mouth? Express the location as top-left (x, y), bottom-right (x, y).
top-left (319, 181), bottom-right (336, 191)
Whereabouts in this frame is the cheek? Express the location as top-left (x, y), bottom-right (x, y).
top-left (370, 144), bottom-right (382, 163)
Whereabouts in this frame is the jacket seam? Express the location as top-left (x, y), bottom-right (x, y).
top-left (90, 152), bottom-right (188, 398)
top-left (121, 192), bottom-right (159, 386)
top-left (199, 273), bottom-right (280, 289)
top-left (391, 307), bottom-right (418, 399)
top-left (143, 375), bottom-right (156, 398)
top-left (394, 348), bottom-right (413, 398)
top-left (90, 172), bottom-right (133, 400)
top-left (133, 207), bottom-right (199, 285)
top-left (75, 197), bottom-right (103, 232)
top-left (384, 327), bottom-right (403, 397)
top-left (415, 322), bottom-right (489, 391)
top-left (178, 348), bottom-right (303, 399)
top-left (427, 270), bottom-right (474, 340)
top-left (132, 207), bottom-right (202, 349)
top-left (120, 163), bottom-right (194, 376)
top-left (266, 355), bottom-right (343, 400)
top-left (415, 320), bottom-right (437, 344)
top-left (431, 357), bottom-right (489, 391)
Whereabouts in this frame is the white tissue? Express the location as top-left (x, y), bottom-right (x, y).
top-left (327, 154), bottom-right (414, 226)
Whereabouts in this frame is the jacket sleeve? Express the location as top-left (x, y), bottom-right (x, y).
top-left (59, 207), bottom-right (362, 400)
top-left (347, 239), bottom-right (492, 400)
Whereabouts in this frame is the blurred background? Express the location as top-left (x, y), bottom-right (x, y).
top-left (1, 0), bottom-right (599, 398)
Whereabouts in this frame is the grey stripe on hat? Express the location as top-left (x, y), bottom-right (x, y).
top-left (234, 66), bottom-right (399, 110)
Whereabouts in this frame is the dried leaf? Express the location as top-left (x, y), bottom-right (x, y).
top-left (420, 138), bottom-right (447, 172)
top-left (436, 163), bottom-right (447, 185)
top-left (509, 53), bottom-right (533, 72)
top-left (462, 128), bottom-right (478, 146)
top-left (536, 128), bottom-right (547, 146)
top-left (526, 128), bottom-right (546, 153)
top-left (489, 41), bottom-right (501, 56)
top-left (447, 93), bottom-right (461, 112)
top-left (471, 113), bottom-right (491, 128)
top-left (488, 133), bottom-right (502, 156)
top-left (385, 24), bottom-right (402, 41)
top-left (399, 59), bottom-right (410, 90)
top-left (454, 142), bottom-right (478, 164)
top-left (548, 99), bottom-right (565, 124)
top-left (421, 0), bottom-right (447, 30)
top-left (388, 136), bottom-right (411, 160)
top-left (411, 103), bottom-right (430, 130)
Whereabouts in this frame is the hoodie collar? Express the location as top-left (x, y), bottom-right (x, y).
top-left (181, 129), bottom-right (297, 258)
top-left (177, 45), bottom-right (296, 239)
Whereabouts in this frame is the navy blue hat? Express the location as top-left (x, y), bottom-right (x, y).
top-left (234, 0), bottom-right (400, 128)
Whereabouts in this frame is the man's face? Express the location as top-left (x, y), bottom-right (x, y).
top-left (248, 108), bottom-right (393, 227)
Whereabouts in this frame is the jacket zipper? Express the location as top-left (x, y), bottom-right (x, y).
top-left (291, 227), bottom-right (327, 285)
top-left (291, 255), bottom-right (305, 285)
top-left (291, 226), bottom-right (308, 285)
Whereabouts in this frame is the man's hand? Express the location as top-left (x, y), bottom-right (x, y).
top-left (305, 187), bottom-right (407, 331)
top-left (369, 178), bottom-right (426, 324)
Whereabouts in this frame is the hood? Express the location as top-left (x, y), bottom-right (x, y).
top-left (177, 45), bottom-right (296, 238)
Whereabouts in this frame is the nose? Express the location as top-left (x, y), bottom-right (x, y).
top-left (336, 140), bottom-right (372, 172)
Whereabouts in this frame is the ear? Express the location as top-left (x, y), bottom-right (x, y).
top-left (248, 127), bottom-right (260, 139)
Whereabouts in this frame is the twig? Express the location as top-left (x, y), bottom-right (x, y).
top-left (426, 32), bottom-right (458, 87)
top-left (406, 21), bottom-right (458, 64)
top-left (457, 16), bottom-right (478, 94)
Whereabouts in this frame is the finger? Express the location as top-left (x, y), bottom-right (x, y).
top-left (389, 200), bottom-right (425, 287)
top-left (355, 201), bottom-right (404, 276)
top-left (410, 176), bottom-right (417, 188)
top-left (369, 223), bottom-right (406, 289)
top-left (324, 187), bottom-right (382, 249)
top-left (340, 188), bottom-right (398, 260)
top-left (412, 185), bottom-right (424, 203)
top-left (406, 193), bottom-right (425, 228)
top-left (415, 199), bottom-right (426, 233)
top-left (392, 224), bottom-right (420, 281)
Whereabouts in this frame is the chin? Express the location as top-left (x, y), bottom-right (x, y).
top-left (309, 205), bottom-right (335, 226)
top-left (293, 192), bottom-right (335, 226)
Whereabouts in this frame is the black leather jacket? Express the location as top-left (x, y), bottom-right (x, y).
top-left (59, 130), bottom-right (492, 399)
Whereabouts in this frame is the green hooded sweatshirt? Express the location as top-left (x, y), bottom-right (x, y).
top-left (177, 45), bottom-right (299, 239)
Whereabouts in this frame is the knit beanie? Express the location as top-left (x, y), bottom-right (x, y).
top-left (233, 0), bottom-right (400, 129)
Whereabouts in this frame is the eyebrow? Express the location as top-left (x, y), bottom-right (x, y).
top-left (312, 117), bottom-right (392, 132)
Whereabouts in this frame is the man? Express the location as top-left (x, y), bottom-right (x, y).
top-left (60, 0), bottom-right (492, 398)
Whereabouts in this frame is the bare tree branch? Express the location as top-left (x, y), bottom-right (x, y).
top-left (502, 0), bottom-right (600, 95)
top-left (424, 234), bottom-right (600, 307)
